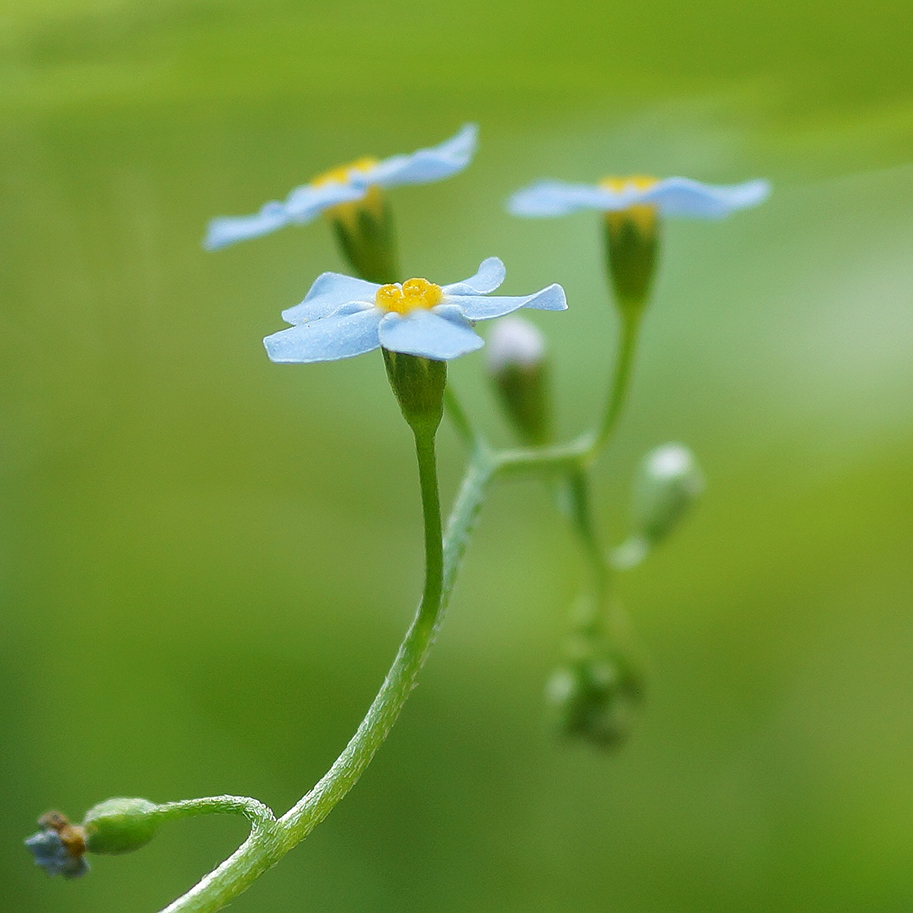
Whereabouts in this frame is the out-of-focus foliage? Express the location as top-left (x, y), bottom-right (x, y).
top-left (2, 1), bottom-right (913, 912)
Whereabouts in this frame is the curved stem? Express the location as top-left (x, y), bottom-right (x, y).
top-left (158, 436), bottom-right (498, 913)
top-left (594, 311), bottom-right (641, 454)
top-left (154, 796), bottom-right (276, 829)
top-left (277, 424), bottom-right (443, 841)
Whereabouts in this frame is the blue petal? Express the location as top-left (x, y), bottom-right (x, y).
top-left (507, 180), bottom-right (616, 217)
top-left (360, 124), bottom-right (478, 188)
top-left (509, 177), bottom-right (771, 220)
top-left (264, 307), bottom-right (382, 363)
top-left (25, 831), bottom-right (89, 879)
top-left (378, 309), bottom-right (484, 360)
top-left (442, 257), bottom-right (506, 295)
top-left (204, 202), bottom-right (292, 250)
top-left (448, 283), bottom-right (567, 320)
top-left (281, 273), bottom-right (380, 324)
top-left (646, 177), bottom-right (771, 218)
top-left (203, 182), bottom-right (364, 250)
top-left (282, 180), bottom-right (367, 221)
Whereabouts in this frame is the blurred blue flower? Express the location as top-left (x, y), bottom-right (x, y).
top-left (25, 829), bottom-right (89, 879)
top-left (508, 175), bottom-right (770, 219)
top-left (264, 257), bottom-right (566, 363)
top-left (205, 124), bottom-right (478, 250)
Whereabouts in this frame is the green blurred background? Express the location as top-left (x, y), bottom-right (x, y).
top-left (3, 0), bottom-right (913, 911)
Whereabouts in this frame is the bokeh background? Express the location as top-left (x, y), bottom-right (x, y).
top-left (3, 1), bottom-right (913, 911)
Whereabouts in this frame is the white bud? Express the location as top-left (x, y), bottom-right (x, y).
top-left (631, 443), bottom-right (704, 544)
top-left (486, 316), bottom-right (546, 372)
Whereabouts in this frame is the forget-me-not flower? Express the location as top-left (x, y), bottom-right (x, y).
top-left (205, 124), bottom-right (478, 251)
top-left (25, 814), bottom-right (89, 879)
top-left (507, 175), bottom-right (770, 220)
top-left (264, 257), bottom-right (566, 364)
top-left (509, 174), bottom-right (770, 310)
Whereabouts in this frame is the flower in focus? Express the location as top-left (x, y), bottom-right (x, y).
top-left (507, 175), bottom-right (770, 220)
top-left (204, 124), bottom-right (478, 251)
top-left (264, 257), bottom-right (567, 364)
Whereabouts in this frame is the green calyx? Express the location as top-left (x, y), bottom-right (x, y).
top-left (382, 349), bottom-right (446, 437)
top-left (602, 209), bottom-right (659, 315)
top-left (82, 798), bottom-right (161, 855)
top-left (330, 196), bottom-right (399, 285)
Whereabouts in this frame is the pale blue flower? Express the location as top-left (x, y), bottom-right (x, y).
top-left (508, 175), bottom-right (770, 219)
top-left (205, 124), bottom-right (478, 250)
top-left (264, 257), bottom-right (567, 363)
top-left (25, 829), bottom-right (89, 879)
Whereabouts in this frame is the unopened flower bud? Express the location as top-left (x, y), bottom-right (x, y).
top-left (546, 638), bottom-right (644, 749)
top-left (82, 797), bottom-right (161, 855)
top-left (631, 443), bottom-right (704, 545)
top-left (486, 317), bottom-right (551, 445)
top-left (382, 349), bottom-right (447, 436)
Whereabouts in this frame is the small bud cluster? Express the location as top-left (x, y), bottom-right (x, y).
top-left (546, 635), bottom-right (644, 749)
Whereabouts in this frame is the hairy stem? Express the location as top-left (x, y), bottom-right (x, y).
top-left (158, 434), bottom-right (497, 913)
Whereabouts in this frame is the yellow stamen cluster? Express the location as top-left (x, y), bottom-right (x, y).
top-left (599, 175), bottom-right (658, 194)
top-left (311, 157), bottom-right (379, 187)
top-left (312, 157), bottom-right (384, 229)
top-left (600, 175), bottom-right (659, 235)
top-left (375, 278), bottom-right (444, 315)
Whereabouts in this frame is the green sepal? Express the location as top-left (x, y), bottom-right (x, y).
top-left (82, 798), bottom-right (161, 855)
top-left (330, 197), bottom-right (399, 285)
top-left (382, 349), bottom-right (446, 437)
top-left (602, 210), bottom-right (659, 316)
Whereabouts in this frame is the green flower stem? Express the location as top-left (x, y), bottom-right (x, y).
top-left (159, 430), bottom-right (501, 913)
top-left (153, 796), bottom-right (276, 829)
top-left (154, 323), bottom-right (652, 913)
top-left (594, 310), bottom-right (642, 454)
top-left (564, 467), bottom-right (609, 618)
top-left (494, 434), bottom-right (593, 476)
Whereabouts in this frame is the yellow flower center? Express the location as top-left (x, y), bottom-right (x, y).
top-left (375, 278), bottom-right (444, 315)
top-left (311, 157), bottom-right (379, 187)
top-left (312, 157), bottom-right (384, 229)
top-left (599, 175), bottom-right (659, 234)
top-left (598, 175), bottom-right (658, 194)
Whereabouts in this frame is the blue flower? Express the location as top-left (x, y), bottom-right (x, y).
top-left (25, 828), bottom-right (89, 879)
top-left (264, 257), bottom-right (567, 363)
top-left (508, 175), bottom-right (770, 219)
top-left (205, 124), bottom-right (478, 250)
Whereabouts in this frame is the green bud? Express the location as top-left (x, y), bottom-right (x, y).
top-left (546, 638), bottom-right (644, 749)
top-left (486, 316), bottom-right (551, 445)
top-left (82, 798), bottom-right (161, 855)
top-left (602, 206), bottom-right (659, 315)
top-left (328, 188), bottom-right (399, 284)
top-left (631, 443), bottom-right (704, 545)
top-left (382, 349), bottom-right (446, 436)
